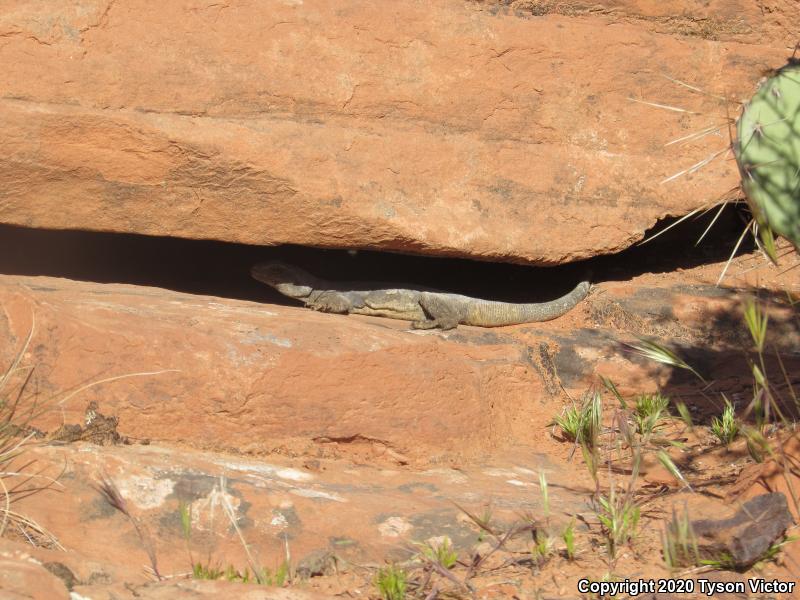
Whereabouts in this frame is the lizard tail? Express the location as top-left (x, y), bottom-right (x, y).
top-left (466, 280), bottom-right (591, 327)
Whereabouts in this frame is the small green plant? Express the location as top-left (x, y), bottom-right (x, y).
top-left (192, 563), bottom-right (226, 580)
top-left (753, 536), bottom-right (798, 568)
top-left (596, 484), bottom-right (640, 560)
top-left (175, 481), bottom-right (290, 586)
top-left (552, 405), bottom-right (582, 443)
top-left (539, 471), bottom-right (550, 520)
top-left (474, 505), bottom-right (492, 543)
top-left (700, 553), bottom-right (737, 570)
top-left (532, 530), bottom-right (556, 563)
top-left (552, 390), bottom-right (602, 447)
top-left (674, 401), bottom-right (694, 431)
top-left (375, 564), bottom-right (407, 600)
top-left (743, 426), bottom-right (773, 463)
top-left (696, 537), bottom-right (796, 571)
top-left (662, 505), bottom-right (699, 570)
top-left (743, 299), bottom-right (769, 353)
top-left (581, 441), bottom-right (601, 491)
top-left (710, 398), bottom-right (739, 446)
top-left (657, 450), bottom-right (691, 490)
top-left (419, 537), bottom-right (457, 569)
top-left (190, 562), bottom-right (288, 585)
top-left (562, 520), bottom-right (576, 560)
top-left (600, 375), bottom-right (626, 409)
top-left (633, 393), bottom-right (670, 438)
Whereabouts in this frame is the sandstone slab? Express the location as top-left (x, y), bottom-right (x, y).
top-left (0, 550), bottom-right (70, 600)
top-left (0, 0), bottom-right (792, 263)
top-left (0, 274), bottom-right (544, 463)
top-left (1, 270), bottom-right (798, 463)
top-left (10, 439), bottom-right (593, 590)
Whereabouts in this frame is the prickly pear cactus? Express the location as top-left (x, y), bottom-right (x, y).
top-left (735, 63), bottom-right (800, 251)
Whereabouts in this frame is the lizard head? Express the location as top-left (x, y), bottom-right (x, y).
top-left (250, 261), bottom-right (317, 299)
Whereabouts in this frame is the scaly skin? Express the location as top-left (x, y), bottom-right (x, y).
top-left (251, 261), bottom-right (591, 330)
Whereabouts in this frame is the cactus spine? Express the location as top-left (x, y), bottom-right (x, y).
top-left (734, 63), bottom-right (800, 251)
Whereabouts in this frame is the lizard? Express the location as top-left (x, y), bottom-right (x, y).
top-left (251, 260), bottom-right (591, 330)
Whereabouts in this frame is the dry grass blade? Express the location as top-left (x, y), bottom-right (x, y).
top-left (665, 124), bottom-right (727, 147)
top-left (772, 347), bottom-right (799, 409)
top-left (732, 246), bottom-right (796, 278)
top-left (219, 476), bottom-right (265, 584)
top-left (627, 97), bottom-right (701, 114)
top-left (56, 369), bottom-right (180, 407)
top-left (695, 202), bottom-right (728, 246)
top-left (600, 376), bottom-right (626, 409)
top-left (659, 74), bottom-right (730, 102)
top-left (716, 218), bottom-right (754, 285)
top-left (776, 260), bottom-right (800, 277)
top-left (662, 147), bottom-right (730, 184)
top-left (96, 475), bottom-right (127, 513)
top-left (0, 431), bottom-right (37, 470)
top-left (451, 502), bottom-right (497, 537)
top-left (3, 460), bottom-right (65, 505)
top-left (0, 317), bottom-right (63, 549)
top-left (96, 475), bottom-right (162, 580)
top-left (465, 522), bottom-right (533, 579)
top-left (0, 476), bottom-right (9, 538)
top-left (0, 315), bottom-right (34, 397)
top-left (3, 507), bottom-right (64, 550)
top-left (637, 205), bottom-right (710, 246)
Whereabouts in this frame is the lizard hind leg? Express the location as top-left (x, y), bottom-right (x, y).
top-left (415, 296), bottom-right (461, 330)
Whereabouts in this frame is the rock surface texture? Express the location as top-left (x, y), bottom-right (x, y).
top-left (0, 549), bottom-right (70, 600)
top-left (0, 0), bottom-right (794, 263)
top-left (1, 259), bottom-right (797, 464)
top-left (692, 493), bottom-right (794, 569)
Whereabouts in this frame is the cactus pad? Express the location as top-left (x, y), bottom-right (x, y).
top-left (735, 64), bottom-right (800, 250)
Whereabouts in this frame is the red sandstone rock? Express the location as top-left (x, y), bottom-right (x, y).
top-left (76, 580), bottom-right (337, 600)
top-left (0, 274), bottom-right (544, 463)
top-left (0, 255), bottom-right (797, 596)
top-left (0, 266), bottom-right (797, 462)
top-left (0, 551), bottom-right (70, 600)
top-left (0, 0), bottom-right (791, 263)
top-left (10, 440), bottom-right (592, 593)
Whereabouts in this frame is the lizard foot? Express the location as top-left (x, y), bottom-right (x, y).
top-left (411, 319), bottom-right (458, 330)
top-left (306, 291), bottom-right (352, 314)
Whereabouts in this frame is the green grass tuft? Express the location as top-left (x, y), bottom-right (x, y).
top-left (375, 564), bottom-right (407, 600)
top-left (562, 520), bottom-right (576, 560)
top-left (710, 398), bottom-right (739, 446)
top-left (596, 485), bottom-right (640, 560)
top-left (419, 537), bottom-right (457, 569)
top-left (552, 390), bottom-right (602, 448)
top-left (662, 505), bottom-right (699, 570)
top-left (633, 393), bottom-right (670, 438)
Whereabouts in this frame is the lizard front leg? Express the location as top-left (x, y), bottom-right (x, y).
top-left (306, 291), bottom-right (354, 314)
